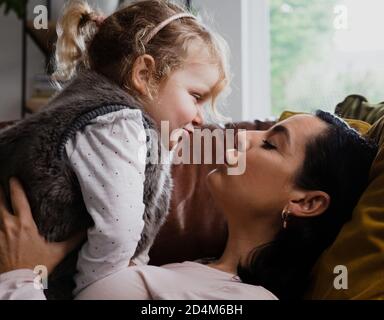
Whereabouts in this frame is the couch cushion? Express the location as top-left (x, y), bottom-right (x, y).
top-left (335, 95), bottom-right (384, 125)
top-left (305, 116), bottom-right (384, 299)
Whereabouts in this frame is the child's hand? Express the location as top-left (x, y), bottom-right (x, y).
top-left (0, 178), bottom-right (86, 275)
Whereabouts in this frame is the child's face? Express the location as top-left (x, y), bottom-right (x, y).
top-left (145, 51), bottom-right (221, 149)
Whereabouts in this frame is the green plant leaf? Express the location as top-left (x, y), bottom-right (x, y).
top-left (0, 0), bottom-right (28, 19)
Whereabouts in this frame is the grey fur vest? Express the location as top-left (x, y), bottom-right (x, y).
top-left (0, 70), bottom-right (173, 299)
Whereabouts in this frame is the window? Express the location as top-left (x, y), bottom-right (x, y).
top-left (270, 0), bottom-right (384, 117)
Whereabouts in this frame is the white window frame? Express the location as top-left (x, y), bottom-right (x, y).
top-left (241, 0), bottom-right (271, 120)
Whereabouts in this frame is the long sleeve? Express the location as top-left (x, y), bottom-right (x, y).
top-left (64, 108), bottom-right (148, 295)
top-left (0, 269), bottom-right (47, 300)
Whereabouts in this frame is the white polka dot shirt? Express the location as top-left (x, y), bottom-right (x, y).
top-left (64, 109), bottom-right (148, 295)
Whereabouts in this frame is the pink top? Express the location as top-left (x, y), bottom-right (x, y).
top-left (0, 261), bottom-right (278, 300)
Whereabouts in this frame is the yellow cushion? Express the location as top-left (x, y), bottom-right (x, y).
top-left (305, 116), bottom-right (384, 299)
top-left (279, 111), bottom-right (372, 135)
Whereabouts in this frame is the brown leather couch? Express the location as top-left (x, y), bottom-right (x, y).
top-left (0, 119), bottom-right (275, 267)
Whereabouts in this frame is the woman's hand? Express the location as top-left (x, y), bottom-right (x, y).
top-left (0, 178), bottom-right (86, 275)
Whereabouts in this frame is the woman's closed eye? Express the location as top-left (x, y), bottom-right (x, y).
top-left (262, 139), bottom-right (277, 150)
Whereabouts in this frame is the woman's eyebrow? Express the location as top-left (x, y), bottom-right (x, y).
top-left (270, 125), bottom-right (291, 146)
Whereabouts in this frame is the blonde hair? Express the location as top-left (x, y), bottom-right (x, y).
top-left (53, 0), bottom-right (231, 114)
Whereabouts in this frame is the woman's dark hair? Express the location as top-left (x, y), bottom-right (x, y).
top-left (237, 110), bottom-right (378, 300)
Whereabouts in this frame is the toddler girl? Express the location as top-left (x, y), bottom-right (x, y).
top-left (49, 0), bottom-right (230, 296)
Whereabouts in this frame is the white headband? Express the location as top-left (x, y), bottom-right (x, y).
top-left (144, 13), bottom-right (196, 44)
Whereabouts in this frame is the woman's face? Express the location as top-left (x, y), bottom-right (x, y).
top-left (207, 114), bottom-right (329, 223)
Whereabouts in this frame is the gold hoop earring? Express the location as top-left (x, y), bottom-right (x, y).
top-left (282, 210), bottom-right (291, 229)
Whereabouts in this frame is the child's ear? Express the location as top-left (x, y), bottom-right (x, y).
top-left (287, 190), bottom-right (330, 218)
top-left (131, 54), bottom-right (156, 96)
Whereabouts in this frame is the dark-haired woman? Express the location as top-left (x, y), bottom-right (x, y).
top-left (0, 111), bottom-right (377, 300)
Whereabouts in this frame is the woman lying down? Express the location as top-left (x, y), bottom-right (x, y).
top-left (0, 111), bottom-right (378, 300)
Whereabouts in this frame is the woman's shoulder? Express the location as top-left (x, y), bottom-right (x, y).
top-left (236, 282), bottom-right (279, 300)
top-left (161, 261), bottom-right (279, 300)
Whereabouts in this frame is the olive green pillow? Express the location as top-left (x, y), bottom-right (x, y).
top-left (335, 94), bottom-right (384, 125)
